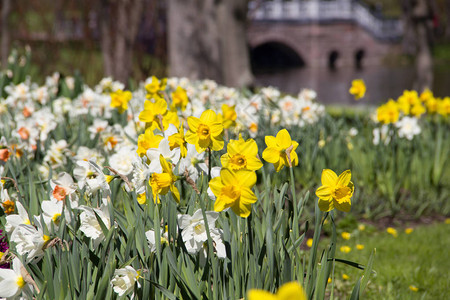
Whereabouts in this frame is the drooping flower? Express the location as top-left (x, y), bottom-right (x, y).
top-left (110, 266), bottom-right (140, 297)
top-left (185, 109), bottom-right (224, 153)
top-left (149, 155), bottom-right (180, 203)
top-left (78, 205), bottom-right (111, 247)
top-left (315, 169), bottom-right (354, 212)
top-left (146, 138), bottom-right (180, 174)
top-left (208, 168), bottom-right (257, 218)
top-left (221, 134), bottom-right (263, 171)
top-left (218, 104), bottom-right (237, 129)
top-left (262, 129), bottom-right (299, 172)
top-left (349, 79), bottom-right (366, 100)
top-left (167, 123), bottom-right (188, 158)
top-left (247, 281), bottom-right (306, 300)
top-left (170, 86), bottom-right (189, 111)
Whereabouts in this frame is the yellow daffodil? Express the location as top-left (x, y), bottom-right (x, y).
top-left (342, 274), bottom-right (350, 280)
top-left (149, 155), bottom-right (180, 203)
top-left (409, 285), bottom-right (419, 292)
top-left (340, 246), bottom-right (351, 253)
top-left (218, 104), bottom-right (237, 129)
top-left (209, 168), bottom-right (257, 218)
top-left (185, 109), bottom-right (224, 153)
top-left (437, 97), bottom-right (450, 117)
top-left (358, 224), bottom-right (366, 231)
top-left (262, 129), bottom-right (299, 172)
top-left (410, 103), bottom-right (426, 117)
top-left (137, 128), bottom-right (163, 157)
top-left (137, 192), bottom-right (146, 205)
top-left (306, 238), bottom-right (313, 248)
top-left (356, 244), bottom-right (365, 250)
top-left (139, 98), bottom-right (168, 130)
top-left (315, 169), bottom-right (354, 212)
top-left (386, 227), bottom-right (398, 237)
top-left (145, 76), bottom-right (166, 98)
top-left (341, 232), bottom-right (351, 240)
top-left (221, 134), bottom-right (263, 171)
top-left (349, 79), bottom-right (366, 100)
top-left (247, 281), bottom-right (306, 300)
top-left (170, 86), bottom-right (189, 111)
top-left (377, 100), bottom-right (400, 124)
top-left (397, 90), bottom-right (420, 115)
top-left (168, 123), bottom-right (187, 158)
top-left (420, 88), bottom-right (433, 103)
top-left (110, 89), bottom-right (132, 114)
top-left (405, 228), bottom-right (413, 234)
top-left (425, 97), bottom-right (438, 114)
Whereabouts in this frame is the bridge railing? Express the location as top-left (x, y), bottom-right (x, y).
top-left (249, 0), bottom-right (403, 41)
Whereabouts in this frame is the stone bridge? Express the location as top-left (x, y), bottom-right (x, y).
top-left (247, 0), bottom-right (403, 69)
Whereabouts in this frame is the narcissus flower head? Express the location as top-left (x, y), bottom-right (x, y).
top-left (349, 79), bottom-right (366, 100)
top-left (221, 134), bottom-right (262, 171)
top-left (149, 155), bottom-right (180, 203)
top-left (110, 89), bottom-right (132, 114)
top-left (262, 129), bottom-right (298, 172)
top-left (209, 168), bottom-right (257, 218)
top-left (315, 169), bottom-right (354, 212)
top-left (185, 110), bottom-right (224, 153)
top-left (247, 281), bottom-right (306, 300)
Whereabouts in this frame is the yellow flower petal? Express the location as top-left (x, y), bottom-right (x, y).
top-left (276, 281), bottom-right (307, 300)
top-left (337, 170), bottom-right (351, 187)
top-left (318, 197), bottom-right (334, 212)
top-left (262, 147), bottom-right (280, 164)
top-left (321, 169), bottom-right (338, 186)
top-left (276, 129), bottom-right (293, 149)
top-left (247, 290), bottom-right (278, 300)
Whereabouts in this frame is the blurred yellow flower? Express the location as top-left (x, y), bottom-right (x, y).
top-left (444, 218), bottom-right (450, 224)
top-left (185, 110), bottom-right (224, 153)
top-left (409, 285), bottom-right (419, 292)
top-left (247, 281), bottom-right (306, 300)
top-left (262, 129), bottom-right (299, 172)
top-left (340, 246), bottom-right (351, 253)
top-left (386, 227), bottom-right (398, 237)
top-left (209, 168), bottom-right (257, 218)
top-left (137, 192), bottom-right (146, 205)
top-left (341, 232), bottom-right (351, 240)
top-left (342, 274), bottom-right (350, 280)
top-left (420, 88), bottom-right (433, 103)
top-left (218, 104), bottom-right (237, 129)
top-left (221, 134), bottom-right (263, 171)
top-left (349, 79), bottom-right (366, 100)
top-left (306, 238), bottom-right (313, 248)
top-left (110, 89), bottom-right (132, 114)
top-left (139, 98), bottom-right (168, 130)
top-left (137, 128), bottom-right (163, 157)
top-left (437, 97), bottom-right (450, 117)
top-left (358, 224), bottom-right (366, 231)
top-left (356, 244), bottom-right (364, 250)
top-left (376, 100), bottom-right (400, 124)
top-left (170, 86), bottom-right (189, 111)
top-left (1, 199), bottom-right (15, 215)
top-left (315, 169), bottom-right (354, 212)
top-left (405, 228), bottom-right (413, 234)
top-left (145, 76), bottom-right (166, 97)
top-left (410, 103), bottom-right (426, 118)
top-left (327, 277), bottom-right (332, 283)
top-left (168, 123), bottom-right (187, 158)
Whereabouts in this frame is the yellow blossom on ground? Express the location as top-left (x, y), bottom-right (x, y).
top-left (185, 109), bottom-right (224, 153)
top-left (420, 88), bottom-right (433, 103)
top-left (356, 244), bottom-right (365, 250)
top-left (262, 129), bottom-right (299, 172)
top-left (349, 79), bottom-right (366, 100)
top-left (437, 97), bottom-right (450, 117)
top-left (342, 274), bottom-right (350, 280)
top-left (170, 86), bottom-right (189, 111)
top-left (110, 89), bottom-right (132, 114)
top-left (425, 97), bottom-right (438, 113)
top-left (387, 227), bottom-right (398, 237)
top-left (358, 224), bottom-right (366, 231)
top-left (218, 104), bottom-right (237, 129)
top-left (145, 76), bottom-right (166, 98)
top-left (398, 90), bottom-right (420, 115)
top-left (209, 168), bottom-right (257, 218)
top-left (247, 281), bottom-right (306, 300)
top-left (306, 238), bottom-right (313, 248)
top-left (149, 155), bottom-right (180, 203)
top-left (340, 246), bottom-right (351, 253)
top-left (221, 134), bottom-right (263, 171)
top-left (315, 169), bottom-right (354, 212)
top-left (409, 285), bottom-right (419, 292)
top-left (327, 277), bottom-right (332, 283)
top-left (168, 124), bottom-right (187, 158)
top-left (341, 232), bottom-right (351, 240)
top-left (405, 228), bottom-right (413, 234)
top-left (410, 103), bottom-right (426, 118)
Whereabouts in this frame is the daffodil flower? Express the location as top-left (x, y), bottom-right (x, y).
top-left (209, 168), bottom-right (257, 218)
top-left (349, 79), bottom-right (366, 100)
top-left (262, 129), bottom-right (298, 172)
top-left (185, 109), bottom-right (224, 153)
top-left (247, 281), bottom-right (306, 300)
top-left (110, 89), bottom-right (132, 113)
top-left (221, 134), bottom-right (263, 171)
top-left (315, 169), bottom-right (354, 212)
top-left (149, 155), bottom-right (180, 203)
top-left (0, 258), bottom-right (31, 298)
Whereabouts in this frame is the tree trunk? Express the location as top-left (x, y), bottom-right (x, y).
top-left (167, 0), bottom-right (254, 87)
top-left (1, 0), bottom-right (11, 68)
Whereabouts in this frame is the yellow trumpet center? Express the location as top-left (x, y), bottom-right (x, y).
top-left (197, 124), bottom-right (210, 140)
top-left (16, 276), bottom-right (26, 288)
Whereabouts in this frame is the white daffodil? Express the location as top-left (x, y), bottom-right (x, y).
top-left (145, 228), bottom-right (169, 253)
top-left (41, 199), bottom-right (70, 231)
top-left (177, 144), bottom-right (206, 183)
top-left (146, 138), bottom-right (180, 173)
top-left (5, 201), bottom-right (31, 234)
top-left (50, 172), bottom-right (78, 206)
top-left (0, 257), bottom-right (32, 298)
top-left (110, 266), bottom-right (140, 297)
top-left (395, 116), bottom-right (421, 140)
top-left (42, 139), bottom-right (69, 168)
top-left (78, 205), bottom-right (111, 248)
top-left (131, 156), bottom-right (151, 195)
top-left (10, 220), bottom-right (49, 262)
top-left (108, 146), bottom-right (136, 176)
top-left (73, 160), bottom-right (111, 204)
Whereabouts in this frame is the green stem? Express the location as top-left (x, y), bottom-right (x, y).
top-left (289, 166), bottom-right (299, 238)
